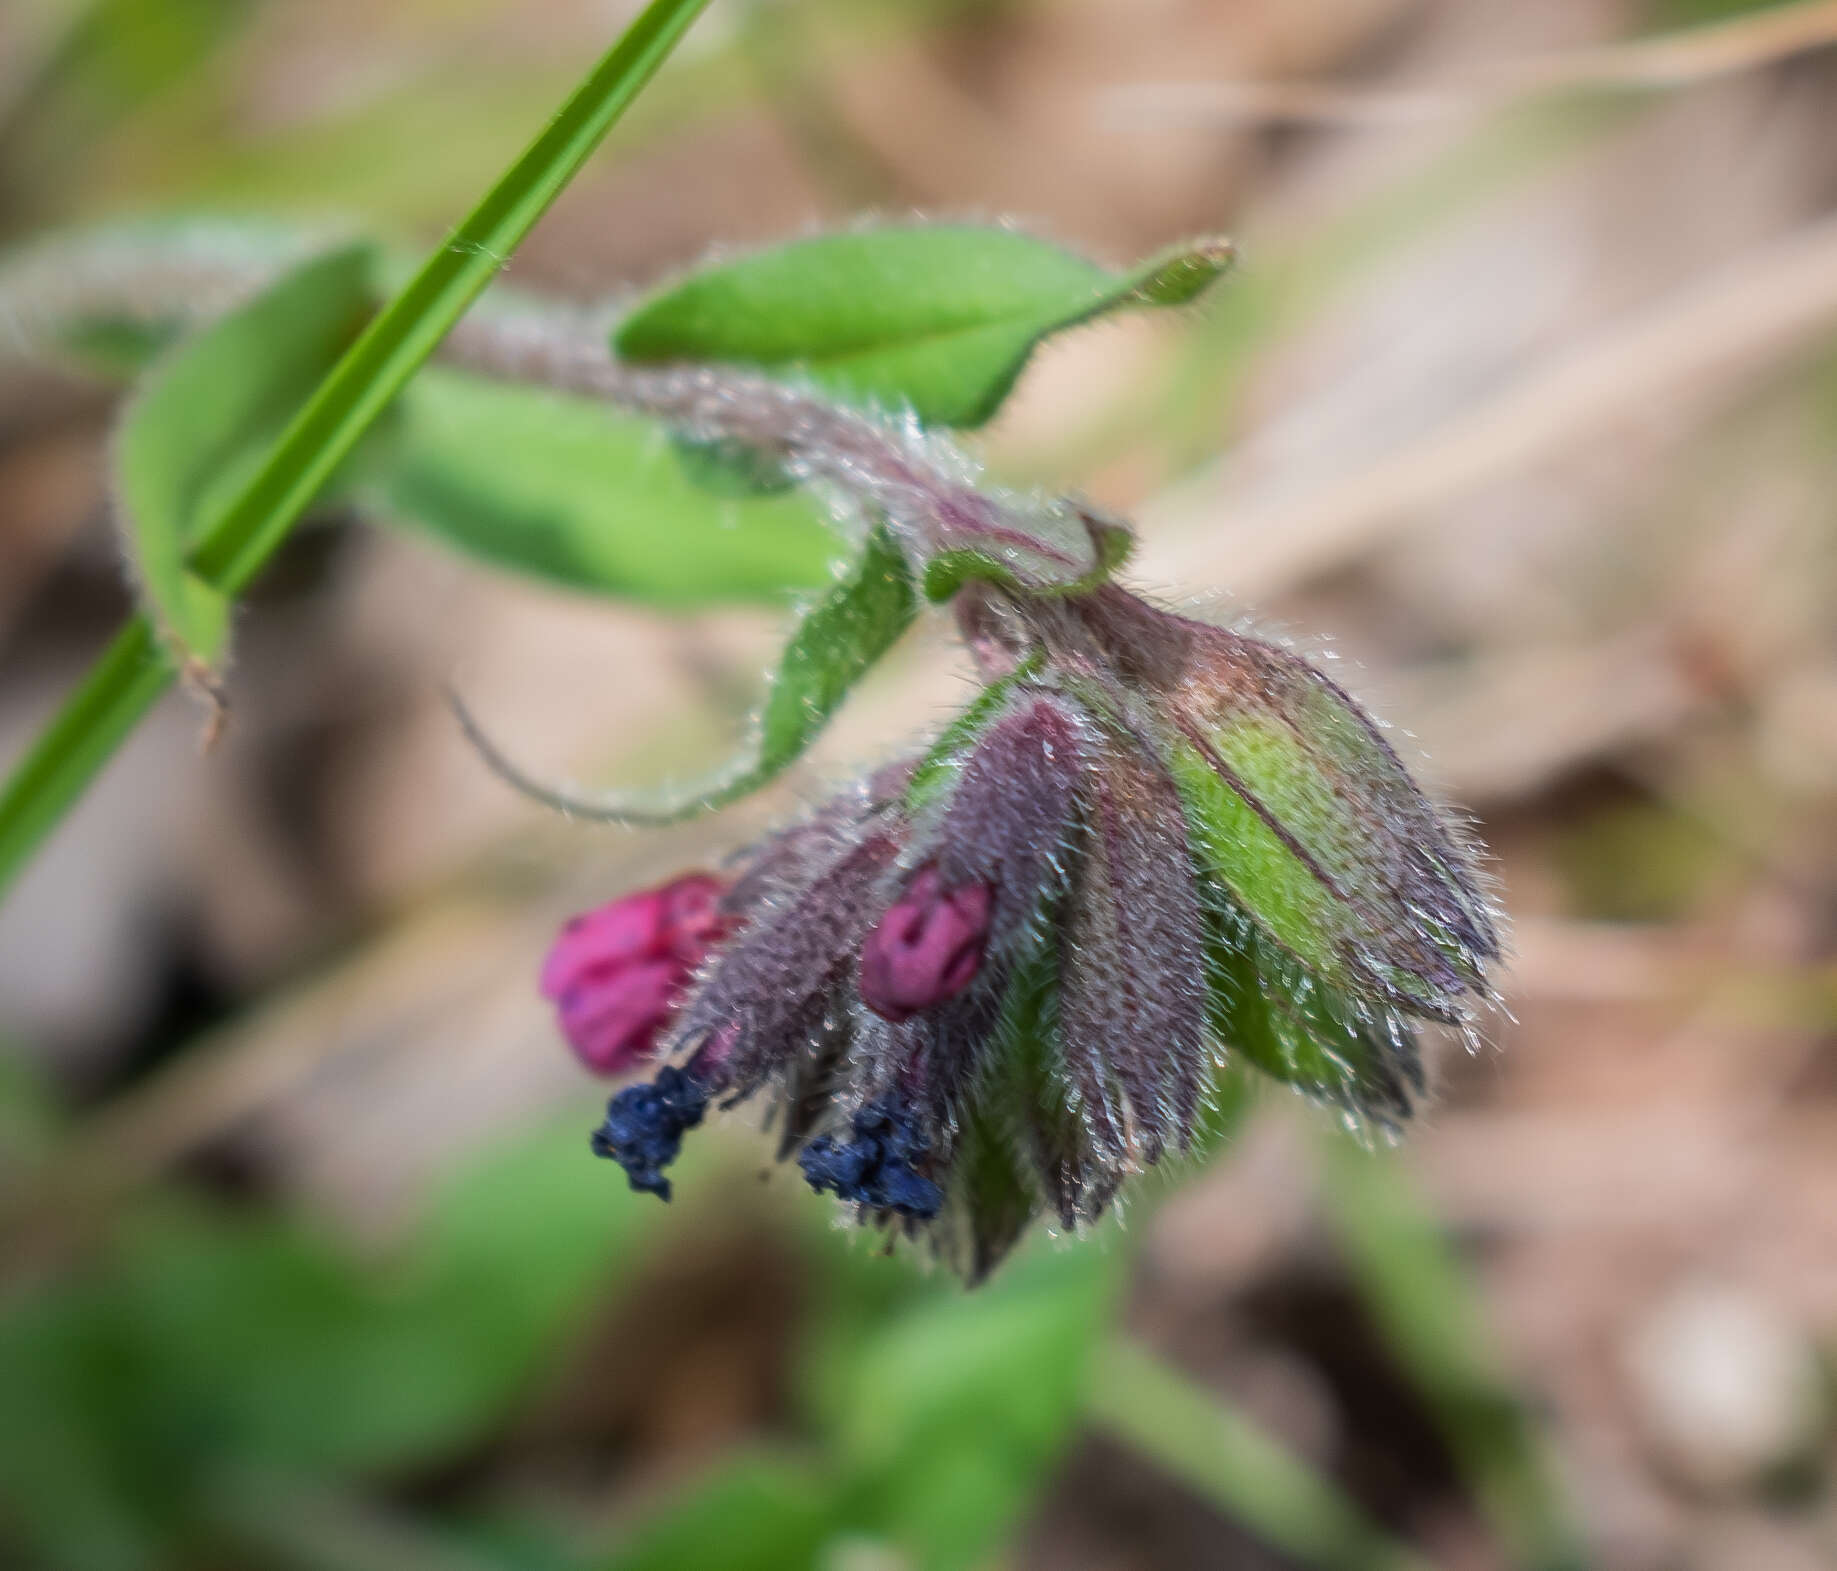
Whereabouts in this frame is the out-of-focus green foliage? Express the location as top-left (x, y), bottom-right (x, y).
top-left (1555, 799), bottom-right (1732, 923)
top-left (0, 0), bottom-right (255, 223)
top-left (825, 1241), bottom-right (1120, 1568)
top-left (5, 0), bottom-right (251, 138)
top-left (1320, 1136), bottom-right (1589, 1571)
top-left (2, 1041), bottom-right (1434, 1571)
top-left (597, 1455), bottom-right (838, 1571)
top-left (1087, 1338), bottom-right (1433, 1571)
top-left (1647, 0), bottom-right (1800, 26)
top-left (0, 1106), bottom-right (667, 1570)
top-left (604, 1234), bottom-right (1122, 1571)
top-left (368, 369), bottom-right (843, 605)
top-left (0, 1043), bottom-right (1123, 1571)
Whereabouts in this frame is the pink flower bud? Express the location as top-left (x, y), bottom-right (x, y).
top-left (542, 873), bottom-right (726, 1075)
top-left (858, 865), bottom-right (993, 1023)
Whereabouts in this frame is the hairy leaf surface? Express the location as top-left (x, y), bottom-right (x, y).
top-left (616, 225), bottom-right (1233, 428)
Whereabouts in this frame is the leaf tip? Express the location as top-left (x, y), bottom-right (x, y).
top-left (1131, 236), bottom-right (1237, 307)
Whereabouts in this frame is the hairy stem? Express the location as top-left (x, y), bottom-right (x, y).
top-left (441, 301), bottom-right (1076, 586)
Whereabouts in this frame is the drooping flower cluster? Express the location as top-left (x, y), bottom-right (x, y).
top-left (545, 579), bottom-right (1499, 1283)
top-left (0, 212), bottom-right (1486, 1281)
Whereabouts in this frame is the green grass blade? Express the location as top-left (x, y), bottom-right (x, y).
top-left (187, 0), bottom-right (714, 595)
top-left (1319, 1134), bottom-right (1589, 1571)
top-left (1087, 1336), bottom-right (1434, 1571)
top-left (0, 0), bottom-right (714, 898)
top-left (0, 624), bottom-right (169, 891)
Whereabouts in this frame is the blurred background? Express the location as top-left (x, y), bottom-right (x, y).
top-left (4, 1), bottom-right (1837, 1567)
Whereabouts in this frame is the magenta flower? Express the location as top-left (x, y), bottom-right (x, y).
top-left (859, 866), bottom-right (992, 1022)
top-left (540, 873), bottom-right (725, 1075)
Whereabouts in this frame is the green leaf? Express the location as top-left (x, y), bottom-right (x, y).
top-left (0, 1116), bottom-right (696, 1566)
top-left (54, 316), bottom-right (184, 378)
top-left (114, 1209), bottom-right (490, 1476)
top-left (615, 225), bottom-right (1234, 428)
top-left (708, 527), bottom-right (914, 803)
top-left (598, 1455), bottom-right (839, 1571)
top-left (364, 368), bottom-right (840, 606)
top-left (0, 0), bottom-right (716, 899)
top-left (81, 1122), bottom-right (669, 1480)
top-left (408, 1117), bottom-right (676, 1407)
top-left (0, 1279), bottom-right (182, 1571)
top-left (0, 1045), bottom-right (65, 1171)
top-left (461, 528), bottom-right (916, 823)
top-left (835, 1241), bottom-right (1120, 1571)
top-left (113, 244), bottom-right (378, 672)
top-left (201, 1469), bottom-right (528, 1571)
top-left (1649, 0), bottom-right (1795, 24)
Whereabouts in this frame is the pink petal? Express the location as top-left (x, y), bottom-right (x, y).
top-left (540, 889), bottom-right (668, 1000)
top-left (557, 958), bottom-right (681, 1074)
top-left (859, 866), bottom-right (993, 1023)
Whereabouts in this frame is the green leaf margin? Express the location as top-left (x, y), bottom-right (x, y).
top-left (113, 244), bottom-right (378, 672)
top-left (616, 226), bottom-right (1234, 429)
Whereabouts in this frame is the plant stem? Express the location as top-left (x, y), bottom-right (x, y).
top-left (0, 623), bottom-right (167, 892)
top-left (0, 0), bottom-right (714, 899)
top-left (1087, 1336), bottom-right (1436, 1571)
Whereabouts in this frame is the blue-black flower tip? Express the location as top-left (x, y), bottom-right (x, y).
top-left (798, 1098), bottom-right (943, 1220)
top-left (591, 1064), bottom-right (709, 1201)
